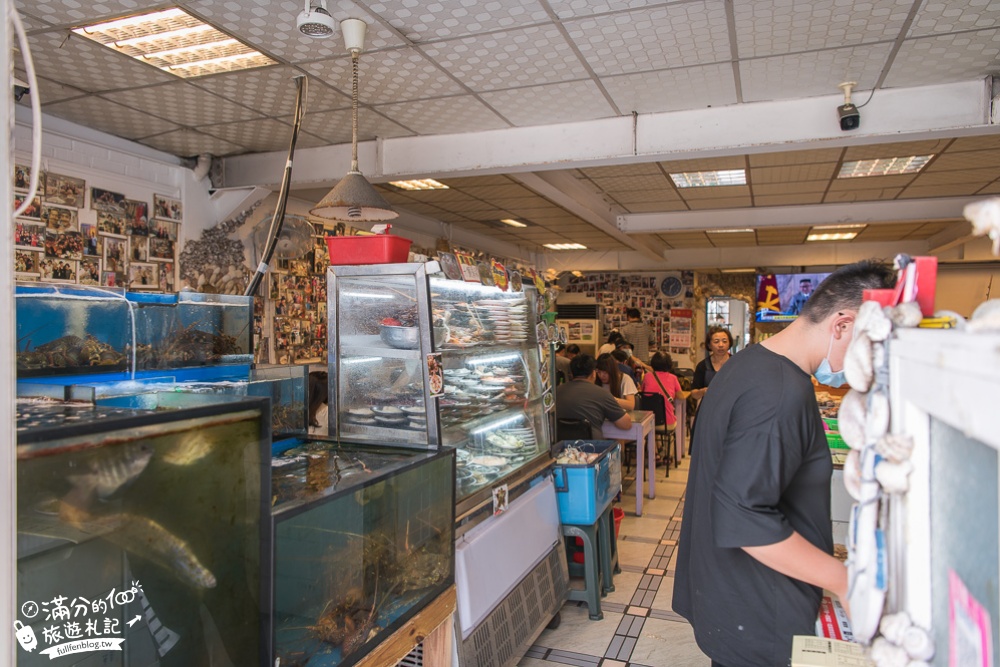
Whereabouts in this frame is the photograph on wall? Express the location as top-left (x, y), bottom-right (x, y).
top-left (97, 210), bottom-right (127, 238)
top-left (44, 173), bottom-right (85, 208)
top-left (15, 221), bottom-right (45, 251)
top-left (39, 258), bottom-right (77, 282)
top-left (44, 230), bottom-right (84, 260)
top-left (149, 237), bottom-right (174, 262)
top-left (128, 262), bottom-right (158, 289)
top-left (80, 223), bottom-right (103, 257)
top-left (153, 194), bottom-right (183, 221)
top-left (79, 257), bottom-right (101, 286)
top-left (158, 262), bottom-right (175, 292)
top-left (130, 236), bottom-right (149, 262)
top-left (101, 271), bottom-right (123, 288)
top-left (14, 194), bottom-right (41, 219)
top-left (104, 237), bottom-right (126, 272)
top-left (41, 204), bottom-right (79, 233)
top-left (123, 199), bottom-right (149, 236)
top-left (15, 249), bottom-right (40, 276)
top-left (151, 219), bottom-right (179, 241)
top-left (90, 187), bottom-right (125, 211)
top-left (13, 163), bottom-right (33, 192)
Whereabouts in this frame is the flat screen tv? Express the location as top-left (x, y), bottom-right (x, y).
top-left (755, 272), bottom-right (831, 322)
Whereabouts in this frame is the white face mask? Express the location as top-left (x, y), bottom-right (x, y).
top-left (813, 333), bottom-right (846, 387)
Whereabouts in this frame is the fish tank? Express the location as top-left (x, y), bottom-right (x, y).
top-left (14, 397), bottom-right (271, 666)
top-left (15, 283), bottom-right (132, 378)
top-left (271, 437), bottom-right (455, 667)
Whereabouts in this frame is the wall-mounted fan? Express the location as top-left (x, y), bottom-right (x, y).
top-left (252, 213), bottom-right (314, 262)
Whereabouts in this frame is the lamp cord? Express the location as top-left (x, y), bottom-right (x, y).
top-left (351, 50), bottom-right (359, 172)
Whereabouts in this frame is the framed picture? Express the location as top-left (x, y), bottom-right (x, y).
top-left (104, 237), bottom-right (127, 272)
top-left (13, 164), bottom-right (34, 192)
top-left (90, 187), bottom-right (125, 211)
top-left (158, 262), bottom-right (175, 292)
top-left (97, 210), bottom-right (127, 238)
top-left (123, 199), bottom-right (149, 236)
top-left (14, 194), bottom-right (42, 219)
top-left (79, 256), bottom-right (101, 285)
top-left (41, 204), bottom-right (79, 232)
top-left (130, 236), bottom-right (149, 262)
top-left (39, 258), bottom-right (77, 283)
top-left (44, 230), bottom-right (83, 260)
top-left (44, 173), bottom-right (85, 208)
top-left (149, 237), bottom-right (175, 261)
top-left (128, 262), bottom-right (158, 289)
top-left (15, 249), bottom-right (40, 275)
top-left (153, 194), bottom-right (182, 222)
top-left (151, 219), bottom-right (178, 241)
top-left (80, 223), bottom-right (103, 257)
top-left (101, 271), bottom-right (124, 288)
top-left (15, 221), bottom-right (45, 251)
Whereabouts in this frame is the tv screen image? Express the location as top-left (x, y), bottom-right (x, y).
top-left (756, 272), bottom-right (831, 322)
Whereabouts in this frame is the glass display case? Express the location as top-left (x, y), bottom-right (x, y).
top-left (15, 397), bottom-right (271, 666)
top-left (270, 438), bottom-right (454, 667)
top-left (327, 263), bottom-right (553, 507)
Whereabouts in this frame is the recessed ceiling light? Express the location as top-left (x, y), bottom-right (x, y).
top-left (73, 8), bottom-right (275, 79)
top-left (388, 179), bottom-right (449, 191)
top-left (707, 228), bottom-right (754, 234)
top-left (670, 169), bottom-right (746, 188)
top-left (838, 155), bottom-right (933, 178)
top-left (807, 232), bottom-right (859, 241)
top-left (720, 268), bottom-right (756, 273)
top-left (543, 243), bottom-right (587, 250)
top-left (812, 223), bottom-right (867, 230)
top-left (500, 218), bottom-right (527, 228)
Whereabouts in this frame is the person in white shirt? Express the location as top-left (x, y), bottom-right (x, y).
top-left (595, 352), bottom-right (638, 411)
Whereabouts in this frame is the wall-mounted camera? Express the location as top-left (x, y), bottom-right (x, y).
top-left (838, 81), bottom-right (859, 131)
top-left (13, 77), bottom-right (30, 102)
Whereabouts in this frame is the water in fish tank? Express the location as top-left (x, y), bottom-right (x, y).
top-left (271, 439), bottom-right (454, 667)
top-left (15, 399), bottom-right (268, 666)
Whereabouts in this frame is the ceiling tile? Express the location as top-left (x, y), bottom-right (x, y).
top-left (752, 180), bottom-right (829, 195)
top-left (420, 25), bottom-right (591, 92)
top-left (365, 0), bottom-right (551, 42)
top-left (399, 189), bottom-right (479, 203)
top-left (897, 184), bottom-right (987, 198)
top-left (300, 108), bottom-right (413, 143)
top-left (659, 156), bottom-right (746, 172)
top-left (740, 43), bottom-right (893, 103)
top-left (301, 47), bottom-right (468, 105)
top-left (602, 63), bottom-right (739, 113)
top-left (200, 118), bottom-right (302, 153)
top-left (909, 168), bottom-right (1000, 186)
top-left (686, 196), bottom-right (753, 209)
top-left (42, 96), bottom-right (181, 140)
top-left (140, 129), bottom-right (244, 156)
top-left (613, 191), bottom-right (683, 204)
top-left (680, 185), bottom-right (751, 200)
top-left (753, 193), bottom-right (825, 206)
top-left (749, 148), bottom-right (845, 167)
top-left (24, 30), bottom-right (176, 93)
top-left (15, 0), bottom-right (156, 26)
top-left (925, 151), bottom-right (1000, 171)
top-left (16, 72), bottom-right (87, 106)
top-left (756, 226), bottom-right (810, 239)
top-left (750, 163), bottom-right (838, 184)
top-left (589, 173), bottom-right (674, 192)
top-left (375, 95), bottom-right (509, 134)
top-left (908, 0), bottom-right (1000, 37)
top-left (479, 79), bottom-right (617, 125)
top-left (399, 202), bottom-right (447, 216)
top-left (106, 81), bottom-right (266, 126)
top-left (453, 184), bottom-right (537, 199)
top-left (912, 221), bottom-right (958, 237)
top-left (626, 201), bottom-right (690, 213)
top-left (884, 29), bottom-right (1000, 88)
top-left (842, 139), bottom-right (950, 160)
top-left (948, 136), bottom-right (1000, 152)
top-left (15, 11), bottom-right (54, 31)
top-left (188, 0), bottom-right (406, 63)
top-left (579, 164), bottom-right (663, 179)
top-left (548, 1), bottom-right (665, 20)
top-left (190, 67), bottom-right (349, 118)
top-left (824, 188), bottom-right (903, 202)
top-left (566, 2), bottom-right (731, 75)
top-left (979, 181), bottom-right (1000, 195)
top-left (829, 174), bottom-right (915, 190)
top-left (732, 0), bottom-right (915, 59)
top-left (708, 232), bottom-right (756, 247)
top-left (656, 233), bottom-right (710, 248)
top-left (445, 175), bottom-right (517, 187)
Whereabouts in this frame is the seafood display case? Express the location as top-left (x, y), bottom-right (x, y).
top-left (15, 396), bottom-right (271, 666)
top-left (270, 437), bottom-right (455, 667)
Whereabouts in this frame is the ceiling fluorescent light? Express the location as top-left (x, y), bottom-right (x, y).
top-left (670, 169), bottom-right (746, 188)
top-left (500, 218), bottom-right (527, 228)
top-left (73, 8), bottom-right (276, 79)
top-left (838, 155), bottom-right (933, 178)
top-left (389, 179), bottom-right (449, 191)
top-left (720, 268), bottom-right (756, 273)
top-left (707, 228), bottom-right (754, 234)
top-left (543, 243), bottom-right (587, 250)
top-left (812, 224), bottom-right (866, 230)
top-left (807, 232), bottom-right (859, 241)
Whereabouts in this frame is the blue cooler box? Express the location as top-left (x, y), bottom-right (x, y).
top-left (552, 440), bottom-right (622, 525)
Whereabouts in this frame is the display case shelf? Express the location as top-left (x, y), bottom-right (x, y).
top-left (340, 334), bottom-right (424, 360)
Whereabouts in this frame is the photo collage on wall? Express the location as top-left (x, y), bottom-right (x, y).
top-left (563, 271), bottom-right (695, 350)
top-left (13, 164), bottom-right (179, 291)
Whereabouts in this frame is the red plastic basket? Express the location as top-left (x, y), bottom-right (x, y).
top-left (325, 234), bottom-right (412, 265)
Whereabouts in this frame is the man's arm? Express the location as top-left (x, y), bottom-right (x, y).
top-left (612, 412), bottom-right (632, 429)
top-left (742, 532), bottom-right (849, 614)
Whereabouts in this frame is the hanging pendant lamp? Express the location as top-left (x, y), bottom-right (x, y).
top-left (310, 19), bottom-right (398, 222)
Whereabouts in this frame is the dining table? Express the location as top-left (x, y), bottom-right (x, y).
top-left (601, 409), bottom-right (656, 516)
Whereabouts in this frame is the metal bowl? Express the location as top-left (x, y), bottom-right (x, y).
top-left (379, 324), bottom-right (419, 349)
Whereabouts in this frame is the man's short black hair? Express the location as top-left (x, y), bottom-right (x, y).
top-left (626, 308), bottom-right (641, 320)
top-left (800, 260), bottom-right (895, 324)
top-left (555, 342), bottom-right (566, 352)
top-left (611, 349), bottom-right (629, 363)
top-left (800, 278), bottom-right (812, 284)
top-left (569, 354), bottom-right (596, 378)
top-left (565, 344), bottom-right (581, 355)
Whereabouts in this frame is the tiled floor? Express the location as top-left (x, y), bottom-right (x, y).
top-left (517, 455), bottom-right (711, 667)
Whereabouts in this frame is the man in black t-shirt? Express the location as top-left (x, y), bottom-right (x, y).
top-left (555, 354), bottom-right (631, 438)
top-left (673, 260), bottom-right (895, 667)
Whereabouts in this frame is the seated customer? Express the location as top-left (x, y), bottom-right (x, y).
top-left (595, 352), bottom-right (639, 411)
top-left (556, 354), bottom-right (632, 438)
top-left (610, 348), bottom-right (636, 381)
top-left (640, 352), bottom-right (689, 428)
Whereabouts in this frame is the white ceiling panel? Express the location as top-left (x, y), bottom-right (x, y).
top-left (740, 43), bottom-right (894, 102)
top-left (908, 0), bottom-right (1000, 37)
top-left (16, 73), bottom-right (87, 106)
top-left (14, 0), bottom-right (154, 25)
top-left (107, 82), bottom-right (266, 127)
top-left (613, 191), bottom-right (683, 204)
top-left (927, 150), bottom-right (1000, 171)
top-left (749, 148), bottom-right (845, 166)
top-left (200, 118), bottom-right (305, 153)
top-left (140, 129), bottom-right (244, 156)
top-left (824, 188), bottom-right (904, 202)
top-left (375, 95), bottom-right (509, 135)
top-left (752, 181), bottom-right (829, 195)
top-left (910, 168), bottom-right (1000, 186)
top-left (420, 25), bottom-right (591, 92)
top-left (732, 0), bottom-right (915, 59)
top-left (659, 156), bottom-right (747, 171)
top-left (479, 80), bottom-right (617, 126)
top-left (566, 1), bottom-right (731, 76)
top-left (750, 163), bottom-right (839, 184)
top-left (548, 0), bottom-right (666, 20)
top-left (300, 108), bottom-right (413, 144)
top-left (42, 96), bottom-right (181, 140)
top-left (754, 193), bottom-right (825, 206)
top-left (602, 63), bottom-right (739, 113)
top-left (14, 10), bottom-right (54, 31)
top-left (688, 196), bottom-right (753, 209)
top-left (587, 173), bottom-right (674, 192)
top-left (191, 67), bottom-right (349, 118)
top-left (364, 0), bottom-right (551, 42)
top-left (884, 29), bottom-right (1000, 88)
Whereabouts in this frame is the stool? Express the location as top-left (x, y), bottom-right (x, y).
top-left (597, 504), bottom-right (621, 584)
top-left (562, 521), bottom-right (605, 620)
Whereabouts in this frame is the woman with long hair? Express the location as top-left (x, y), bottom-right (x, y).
top-left (595, 352), bottom-right (638, 410)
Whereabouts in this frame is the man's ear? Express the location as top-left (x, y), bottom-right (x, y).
top-left (831, 311), bottom-right (855, 339)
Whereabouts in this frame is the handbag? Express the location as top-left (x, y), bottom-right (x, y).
top-left (651, 371), bottom-right (674, 402)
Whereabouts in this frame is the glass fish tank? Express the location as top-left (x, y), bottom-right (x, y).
top-left (15, 283), bottom-right (132, 378)
top-left (129, 292), bottom-right (253, 374)
top-left (15, 398), bottom-right (271, 666)
top-left (271, 438), bottom-right (454, 667)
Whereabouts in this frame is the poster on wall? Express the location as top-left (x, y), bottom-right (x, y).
top-left (669, 308), bottom-right (693, 354)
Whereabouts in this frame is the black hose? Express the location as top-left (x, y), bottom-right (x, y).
top-left (244, 75), bottom-right (307, 298)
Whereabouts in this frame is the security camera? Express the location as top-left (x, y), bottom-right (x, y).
top-left (13, 77), bottom-right (29, 102)
top-left (297, 0), bottom-right (335, 38)
top-left (837, 81), bottom-right (860, 131)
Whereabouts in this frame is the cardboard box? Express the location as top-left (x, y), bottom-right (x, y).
top-left (816, 596), bottom-right (853, 641)
top-left (791, 636), bottom-right (874, 667)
